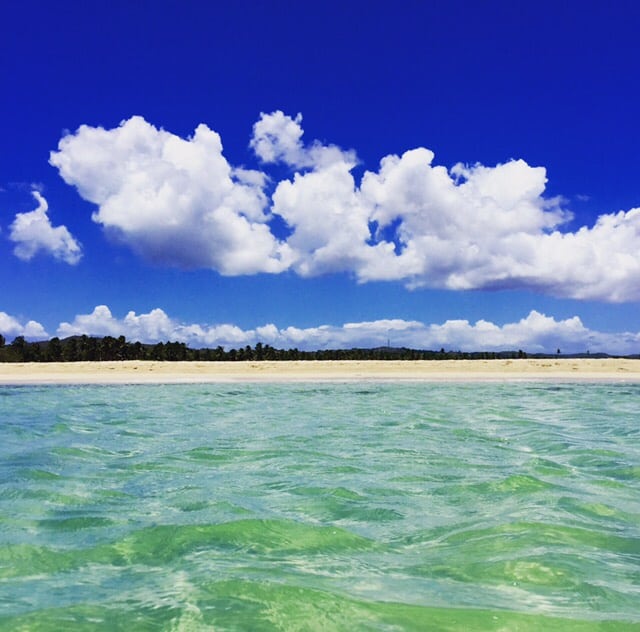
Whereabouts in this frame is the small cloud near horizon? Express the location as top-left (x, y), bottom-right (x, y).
top-left (40, 304), bottom-right (638, 355)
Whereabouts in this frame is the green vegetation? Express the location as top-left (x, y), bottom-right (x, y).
top-left (0, 335), bottom-right (632, 363)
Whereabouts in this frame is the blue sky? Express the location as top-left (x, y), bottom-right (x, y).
top-left (2, 1), bottom-right (640, 353)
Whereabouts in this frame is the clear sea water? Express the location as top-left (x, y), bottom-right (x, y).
top-left (1, 382), bottom-right (639, 631)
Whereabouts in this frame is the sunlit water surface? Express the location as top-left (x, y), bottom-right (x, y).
top-left (1, 382), bottom-right (639, 630)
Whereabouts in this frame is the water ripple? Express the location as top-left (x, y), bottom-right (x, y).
top-left (1, 382), bottom-right (639, 628)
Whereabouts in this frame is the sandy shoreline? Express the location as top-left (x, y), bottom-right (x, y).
top-left (0, 359), bottom-right (639, 384)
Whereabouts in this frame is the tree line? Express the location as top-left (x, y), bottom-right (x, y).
top-left (0, 333), bottom-right (563, 363)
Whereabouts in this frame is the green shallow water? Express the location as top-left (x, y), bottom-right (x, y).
top-left (1, 382), bottom-right (639, 630)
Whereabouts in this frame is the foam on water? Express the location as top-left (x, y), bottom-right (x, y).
top-left (1, 382), bottom-right (639, 630)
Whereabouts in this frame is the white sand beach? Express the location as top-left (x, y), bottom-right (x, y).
top-left (0, 358), bottom-right (639, 384)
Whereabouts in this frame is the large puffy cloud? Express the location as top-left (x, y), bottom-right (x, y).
top-left (56, 305), bottom-right (640, 355)
top-left (9, 192), bottom-right (82, 264)
top-left (254, 112), bottom-right (640, 299)
top-left (259, 116), bottom-right (640, 300)
top-left (0, 311), bottom-right (48, 340)
top-left (51, 112), bottom-right (640, 301)
top-left (357, 151), bottom-right (571, 286)
top-left (50, 116), bottom-right (292, 274)
top-left (270, 162), bottom-right (386, 276)
top-left (259, 112), bottom-right (401, 277)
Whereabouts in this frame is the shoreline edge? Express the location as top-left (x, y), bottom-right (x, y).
top-left (1, 359), bottom-right (639, 384)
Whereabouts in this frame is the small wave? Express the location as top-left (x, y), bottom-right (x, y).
top-left (5, 579), bottom-right (633, 631)
top-left (37, 516), bottom-right (115, 531)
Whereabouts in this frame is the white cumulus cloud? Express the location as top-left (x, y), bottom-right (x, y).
top-left (57, 305), bottom-right (254, 349)
top-left (50, 112), bottom-right (640, 302)
top-left (357, 150), bottom-right (572, 287)
top-left (9, 192), bottom-right (82, 264)
top-left (50, 116), bottom-right (292, 274)
top-left (55, 305), bottom-right (640, 355)
top-left (0, 311), bottom-right (48, 340)
top-left (251, 112), bottom-right (640, 300)
top-left (250, 110), bottom-right (356, 169)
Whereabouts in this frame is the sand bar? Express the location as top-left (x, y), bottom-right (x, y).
top-left (0, 359), bottom-right (639, 384)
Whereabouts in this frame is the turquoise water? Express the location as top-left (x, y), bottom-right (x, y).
top-left (1, 382), bottom-right (639, 631)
